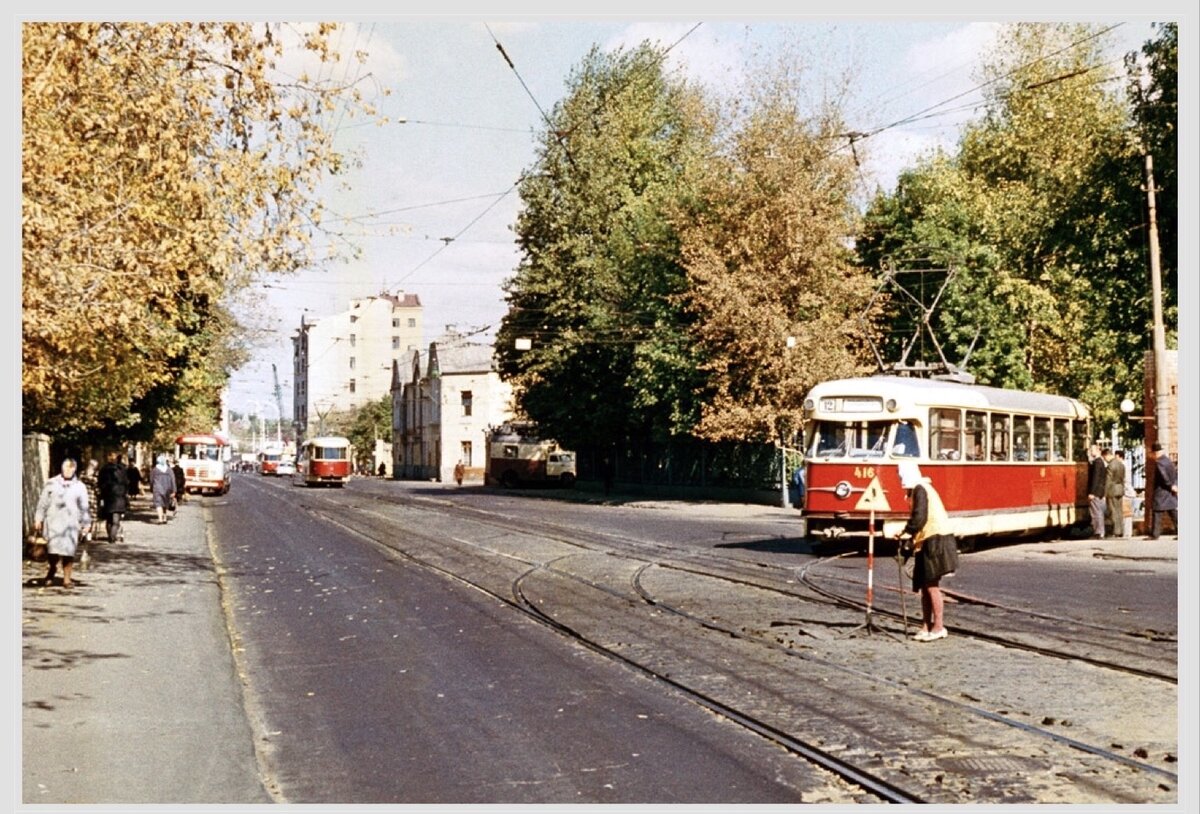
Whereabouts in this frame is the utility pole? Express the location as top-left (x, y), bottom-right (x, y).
top-left (1145, 154), bottom-right (1170, 452)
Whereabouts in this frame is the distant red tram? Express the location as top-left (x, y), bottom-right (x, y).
top-left (295, 436), bottom-right (353, 487)
top-left (800, 376), bottom-right (1091, 542)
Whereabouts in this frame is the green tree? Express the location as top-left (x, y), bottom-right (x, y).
top-left (859, 23), bottom-right (1161, 425)
top-left (496, 43), bottom-right (713, 451)
top-left (22, 22), bottom-right (378, 441)
top-left (321, 396), bottom-right (391, 473)
top-left (1127, 22), bottom-right (1178, 329)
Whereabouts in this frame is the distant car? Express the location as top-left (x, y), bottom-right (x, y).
top-left (276, 460), bottom-right (296, 477)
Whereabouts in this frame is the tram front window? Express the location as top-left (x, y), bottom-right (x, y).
top-left (809, 421), bottom-right (896, 458)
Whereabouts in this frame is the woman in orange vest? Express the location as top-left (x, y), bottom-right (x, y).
top-left (898, 461), bottom-right (959, 642)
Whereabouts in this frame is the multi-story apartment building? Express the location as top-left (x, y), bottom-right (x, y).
top-left (392, 334), bottom-right (514, 482)
top-left (293, 292), bottom-right (423, 438)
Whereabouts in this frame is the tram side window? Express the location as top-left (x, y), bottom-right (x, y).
top-left (1033, 417), bottom-right (1052, 462)
top-left (990, 415), bottom-right (1010, 461)
top-left (929, 408), bottom-right (962, 460)
top-left (1013, 415), bottom-right (1033, 461)
top-left (891, 421), bottom-right (920, 458)
top-left (1072, 420), bottom-right (1089, 462)
top-left (1052, 419), bottom-right (1069, 461)
top-left (964, 411), bottom-right (987, 461)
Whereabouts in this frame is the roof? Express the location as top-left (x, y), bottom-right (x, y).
top-left (304, 436), bottom-right (351, 446)
top-left (805, 375), bottom-right (1090, 419)
top-left (380, 292), bottom-right (421, 309)
top-left (430, 340), bottom-right (496, 375)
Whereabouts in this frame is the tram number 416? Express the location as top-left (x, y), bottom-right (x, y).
top-left (854, 466), bottom-right (875, 479)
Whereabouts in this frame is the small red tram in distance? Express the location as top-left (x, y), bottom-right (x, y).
top-left (800, 375), bottom-right (1091, 542)
top-left (295, 436), bottom-right (353, 487)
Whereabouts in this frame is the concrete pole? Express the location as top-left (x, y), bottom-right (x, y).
top-left (1145, 154), bottom-right (1170, 452)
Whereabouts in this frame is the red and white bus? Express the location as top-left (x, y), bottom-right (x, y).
top-left (800, 375), bottom-right (1091, 543)
top-left (174, 433), bottom-right (232, 495)
top-left (294, 436), bottom-right (353, 487)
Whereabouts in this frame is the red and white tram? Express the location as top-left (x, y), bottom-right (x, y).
top-left (295, 436), bottom-right (353, 487)
top-left (801, 376), bottom-right (1091, 542)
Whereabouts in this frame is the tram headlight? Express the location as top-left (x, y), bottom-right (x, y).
top-left (834, 480), bottom-right (852, 500)
top-left (885, 398), bottom-right (898, 412)
top-left (803, 398), bottom-right (815, 412)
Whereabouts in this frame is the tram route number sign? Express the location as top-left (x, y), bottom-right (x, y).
top-left (855, 476), bottom-right (891, 512)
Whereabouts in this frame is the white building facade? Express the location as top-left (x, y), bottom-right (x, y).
top-left (293, 292), bottom-right (423, 439)
top-left (392, 335), bottom-right (514, 482)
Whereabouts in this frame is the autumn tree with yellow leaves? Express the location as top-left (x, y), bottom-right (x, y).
top-left (22, 22), bottom-right (379, 442)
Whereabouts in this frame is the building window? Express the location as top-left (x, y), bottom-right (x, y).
top-left (461, 390), bottom-right (473, 417)
top-left (461, 441), bottom-right (472, 467)
top-left (408, 318), bottom-right (416, 328)
top-left (350, 315), bottom-right (358, 323)
top-left (350, 334), bottom-right (356, 347)
top-left (392, 318), bottom-right (400, 328)
top-left (349, 357), bottom-right (356, 370)
top-left (392, 336), bottom-right (400, 349)
top-left (349, 379), bottom-right (356, 393)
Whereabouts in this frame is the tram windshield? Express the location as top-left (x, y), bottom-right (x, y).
top-left (808, 420), bottom-right (912, 459)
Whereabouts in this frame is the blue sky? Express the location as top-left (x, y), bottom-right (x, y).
top-left (225, 15), bottom-right (1165, 417)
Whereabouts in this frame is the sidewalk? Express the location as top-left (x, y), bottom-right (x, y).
top-left (20, 496), bottom-right (270, 805)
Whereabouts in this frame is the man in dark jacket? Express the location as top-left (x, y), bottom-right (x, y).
top-left (1104, 447), bottom-right (1126, 537)
top-left (97, 452), bottom-right (129, 542)
top-left (171, 458), bottom-right (187, 508)
top-left (1086, 444), bottom-right (1107, 538)
top-left (1148, 442), bottom-right (1178, 539)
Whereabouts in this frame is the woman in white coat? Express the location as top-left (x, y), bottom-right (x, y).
top-left (34, 458), bottom-right (92, 589)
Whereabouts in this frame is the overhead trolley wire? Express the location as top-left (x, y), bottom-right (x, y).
top-left (827, 22), bottom-right (1127, 161)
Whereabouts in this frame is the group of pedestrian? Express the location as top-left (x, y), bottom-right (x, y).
top-left (32, 450), bottom-right (189, 588)
top-left (1087, 442), bottom-right (1177, 539)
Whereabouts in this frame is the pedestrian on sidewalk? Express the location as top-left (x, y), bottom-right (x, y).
top-left (1148, 442), bottom-right (1178, 539)
top-left (98, 452), bottom-right (129, 542)
top-left (33, 458), bottom-right (91, 589)
top-left (897, 460), bottom-right (958, 643)
top-left (126, 458), bottom-right (142, 499)
top-left (80, 458), bottom-right (101, 542)
top-left (171, 457), bottom-right (186, 507)
top-left (150, 454), bottom-right (176, 524)
top-left (1087, 444), bottom-right (1107, 538)
top-left (1104, 447), bottom-right (1126, 538)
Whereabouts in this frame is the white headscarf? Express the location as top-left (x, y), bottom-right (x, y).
top-left (898, 460), bottom-right (924, 490)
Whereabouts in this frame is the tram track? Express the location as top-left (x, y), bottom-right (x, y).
top-left (796, 553), bottom-right (1177, 683)
top-left (241, 478), bottom-right (1178, 803)
top-left (339, 481), bottom-right (1177, 684)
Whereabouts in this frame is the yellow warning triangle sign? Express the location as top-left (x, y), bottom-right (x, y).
top-left (855, 476), bottom-right (891, 511)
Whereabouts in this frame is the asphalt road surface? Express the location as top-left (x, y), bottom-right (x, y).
top-left (207, 474), bottom-right (859, 804)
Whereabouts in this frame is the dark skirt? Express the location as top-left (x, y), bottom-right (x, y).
top-left (913, 534), bottom-right (958, 589)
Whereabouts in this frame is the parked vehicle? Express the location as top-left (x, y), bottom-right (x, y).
top-left (485, 423), bottom-right (576, 488)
